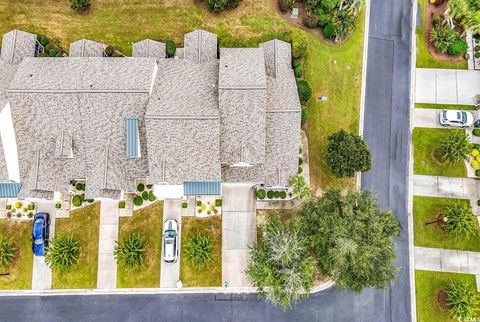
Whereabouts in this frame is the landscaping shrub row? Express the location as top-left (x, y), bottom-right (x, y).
top-left (37, 35), bottom-right (66, 58)
top-left (256, 188), bottom-right (287, 200)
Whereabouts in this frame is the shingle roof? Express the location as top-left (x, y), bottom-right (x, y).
top-left (132, 39), bottom-right (165, 60)
top-left (260, 39), bottom-right (292, 78)
top-left (0, 61), bottom-right (17, 114)
top-left (9, 57), bottom-right (156, 92)
top-left (0, 30), bottom-right (36, 64)
top-left (0, 133), bottom-right (8, 182)
top-left (184, 29), bottom-right (217, 63)
top-left (69, 39), bottom-right (106, 57)
top-left (218, 48), bottom-right (267, 89)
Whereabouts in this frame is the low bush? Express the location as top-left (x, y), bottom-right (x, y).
top-left (182, 202), bottom-right (188, 208)
top-left (267, 190), bottom-right (275, 199)
top-left (448, 39), bottom-right (468, 56)
top-left (476, 169), bottom-right (480, 177)
top-left (321, 0), bottom-right (340, 11)
top-left (316, 8), bottom-right (332, 27)
top-left (294, 65), bottom-right (304, 78)
top-left (45, 43), bottom-right (53, 51)
top-left (274, 191), bottom-right (281, 198)
top-left (298, 166), bottom-right (303, 174)
top-left (165, 40), bottom-right (176, 57)
top-left (133, 195), bottom-right (143, 206)
top-left (16, 213), bottom-right (21, 218)
top-left (473, 129), bottom-right (480, 136)
top-left (75, 183), bottom-right (84, 191)
top-left (5, 204), bottom-right (11, 210)
top-left (55, 203), bottom-right (62, 209)
top-left (118, 201), bottom-right (126, 209)
top-left (27, 203), bottom-right (34, 211)
top-left (0, 232), bottom-right (16, 269)
top-left (114, 232), bottom-right (147, 270)
top-left (142, 191), bottom-right (149, 201)
top-left (278, 0), bottom-right (293, 12)
top-left (196, 200), bottom-right (202, 207)
top-left (137, 183), bottom-right (145, 192)
top-left (323, 23), bottom-right (336, 39)
top-left (184, 232), bottom-right (214, 269)
top-left (477, 199), bottom-right (480, 207)
top-left (471, 160), bottom-right (479, 169)
top-left (446, 280), bottom-right (480, 320)
top-left (45, 234), bottom-right (80, 273)
top-left (215, 199), bottom-right (222, 207)
top-left (472, 149), bottom-right (480, 157)
top-left (70, 0), bottom-right (91, 11)
top-left (299, 157), bottom-right (303, 165)
top-left (39, 37), bottom-right (49, 46)
top-left (301, 106), bottom-right (308, 125)
top-left (257, 189), bottom-right (266, 200)
top-left (296, 79), bottom-right (312, 102)
top-left (15, 201), bottom-right (22, 209)
top-left (148, 191), bottom-right (156, 202)
top-left (72, 195), bottom-right (82, 207)
top-left (279, 191), bottom-right (287, 199)
top-left (292, 58), bottom-right (302, 69)
top-left (49, 49), bottom-right (57, 57)
top-left (475, 45), bottom-right (480, 51)
top-left (476, 52), bottom-right (480, 59)
top-left (206, 0), bottom-right (239, 12)
top-left (104, 46), bottom-right (114, 57)
top-left (289, 29), bottom-right (309, 59)
top-left (303, 11), bottom-right (319, 29)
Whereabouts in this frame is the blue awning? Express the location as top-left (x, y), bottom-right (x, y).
top-left (0, 182), bottom-right (22, 198)
top-left (126, 117), bottom-right (140, 158)
top-left (184, 181), bottom-right (221, 196)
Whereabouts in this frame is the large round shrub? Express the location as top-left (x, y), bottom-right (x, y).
top-left (142, 191), bottom-right (149, 201)
top-left (39, 37), bottom-right (49, 46)
top-left (296, 79), bottom-right (312, 103)
top-left (448, 39), bottom-right (468, 56)
top-left (45, 43), bottom-right (54, 51)
top-left (301, 106), bottom-right (308, 125)
top-left (114, 232), bottom-right (147, 270)
top-left (279, 191), bottom-right (287, 199)
top-left (292, 58), bottom-right (302, 69)
top-left (75, 183), bottom-right (85, 191)
top-left (326, 129), bottom-right (372, 178)
top-left (323, 23), bottom-right (336, 39)
top-left (48, 49), bottom-right (57, 57)
top-left (148, 191), bottom-right (156, 202)
top-left (257, 189), bottom-right (266, 200)
top-left (45, 234), bottom-right (80, 273)
top-left (294, 65), bottom-right (304, 77)
top-left (184, 232), bottom-right (214, 269)
top-left (137, 183), bottom-right (145, 192)
top-left (133, 195), bottom-right (143, 206)
top-left (70, 0), bottom-right (91, 11)
top-left (303, 11), bottom-right (319, 29)
top-left (0, 232), bottom-right (16, 269)
top-left (72, 195), bottom-right (82, 207)
top-left (267, 190), bottom-right (275, 199)
top-left (165, 40), bottom-right (176, 58)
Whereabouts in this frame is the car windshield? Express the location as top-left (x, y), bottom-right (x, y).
top-left (34, 238), bottom-right (43, 245)
top-left (165, 230), bottom-right (176, 238)
top-left (462, 112), bottom-right (467, 123)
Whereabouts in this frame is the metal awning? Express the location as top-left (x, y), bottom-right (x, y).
top-left (184, 181), bottom-right (221, 196)
top-left (126, 117), bottom-right (140, 158)
top-left (0, 182), bottom-right (22, 198)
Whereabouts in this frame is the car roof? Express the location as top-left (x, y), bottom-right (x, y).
top-left (444, 110), bottom-right (463, 120)
top-left (33, 220), bottom-right (43, 238)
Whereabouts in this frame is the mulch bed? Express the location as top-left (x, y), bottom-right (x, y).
top-left (424, 0), bottom-right (465, 62)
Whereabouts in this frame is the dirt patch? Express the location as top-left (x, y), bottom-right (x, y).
top-left (424, 0), bottom-right (465, 63)
top-left (438, 288), bottom-right (448, 309)
top-left (75, 6), bottom-right (91, 16)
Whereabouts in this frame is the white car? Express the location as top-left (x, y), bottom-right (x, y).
top-left (439, 110), bottom-right (474, 128)
top-left (163, 219), bottom-right (178, 263)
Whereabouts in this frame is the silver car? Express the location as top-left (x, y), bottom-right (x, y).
top-left (163, 219), bottom-right (178, 263)
top-left (439, 110), bottom-right (474, 128)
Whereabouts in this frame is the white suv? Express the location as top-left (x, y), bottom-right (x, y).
top-left (163, 219), bottom-right (178, 263)
top-left (439, 110), bottom-right (474, 128)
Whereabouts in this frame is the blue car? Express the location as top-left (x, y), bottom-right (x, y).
top-left (32, 213), bottom-right (50, 256)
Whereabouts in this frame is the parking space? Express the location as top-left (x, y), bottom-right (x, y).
top-left (221, 183), bottom-right (256, 287)
top-left (31, 200), bottom-right (55, 290)
top-left (160, 199), bottom-right (182, 288)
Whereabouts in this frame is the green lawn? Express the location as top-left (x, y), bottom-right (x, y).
top-left (416, 103), bottom-right (476, 111)
top-left (413, 128), bottom-right (467, 177)
top-left (305, 12), bottom-right (365, 191)
top-left (117, 202), bottom-right (163, 288)
top-left (413, 196), bottom-right (480, 251)
top-left (0, 1), bottom-right (365, 193)
top-left (52, 203), bottom-right (100, 289)
top-left (416, 270), bottom-right (477, 322)
top-left (416, 1), bottom-right (467, 69)
top-left (0, 220), bottom-right (33, 289)
top-left (180, 216), bottom-right (222, 287)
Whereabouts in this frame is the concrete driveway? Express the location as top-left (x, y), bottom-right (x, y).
top-left (413, 108), bottom-right (442, 128)
top-left (160, 199), bottom-right (182, 288)
top-left (221, 183), bottom-right (256, 287)
top-left (413, 175), bottom-right (480, 199)
top-left (31, 200), bottom-right (56, 290)
top-left (416, 68), bottom-right (480, 104)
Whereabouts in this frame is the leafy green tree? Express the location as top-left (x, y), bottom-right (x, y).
top-left (184, 232), bottom-right (214, 269)
top-left (325, 129), bottom-right (372, 178)
top-left (0, 232), bottom-right (16, 269)
top-left (246, 216), bottom-right (314, 310)
top-left (448, 0), bottom-right (480, 34)
top-left (114, 232), bottom-right (147, 270)
top-left (437, 130), bottom-right (470, 164)
top-left (443, 202), bottom-right (477, 241)
top-left (289, 175), bottom-right (311, 201)
top-left (446, 280), bottom-right (480, 320)
top-left (45, 234), bottom-right (80, 273)
top-left (298, 188), bottom-right (400, 292)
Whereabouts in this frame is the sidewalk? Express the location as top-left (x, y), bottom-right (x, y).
top-left (413, 175), bottom-right (480, 199)
top-left (97, 200), bottom-right (119, 289)
top-left (413, 108), bottom-right (443, 128)
top-left (160, 199), bottom-right (182, 288)
top-left (415, 246), bottom-right (480, 274)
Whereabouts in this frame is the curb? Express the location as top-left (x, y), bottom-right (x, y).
top-left (0, 281), bottom-right (335, 297)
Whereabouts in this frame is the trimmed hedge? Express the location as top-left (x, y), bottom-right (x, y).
top-left (296, 79), bottom-right (312, 102)
top-left (165, 40), bottom-right (176, 58)
top-left (294, 65), bottom-right (304, 78)
top-left (72, 195), bottom-right (82, 207)
top-left (196, 200), bottom-right (202, 207)
top-left (279, 191), bottom-right (287, 199)
top-left (142, 191), bottom-right (149, 201)
top-left (133, 195), bottom-right (143, 206)
top-left (473, 129), bottom-right (480, 137)
top-left (257, 189), bottom-right (266, 200)
top-left (274, 191), bottom-right (280, 198)
top-left (148, 191), bottom-right (156, 202)
top-left (293, 59), bottom-right (302, 69)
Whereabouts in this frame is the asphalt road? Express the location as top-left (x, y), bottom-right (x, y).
top-left (0, 0), bottom-right (413, 321)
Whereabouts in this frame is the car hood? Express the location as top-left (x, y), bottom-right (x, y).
top-left (33, 243), bottom-right (44, 256)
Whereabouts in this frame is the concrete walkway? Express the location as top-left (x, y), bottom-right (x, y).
top-left (222, 183), bottom-right (256, 287)
top-left (97, 200), bottom-right (119, 289)
top-left (415, 68), bottom-right (480, 105)
top-left (413, 108), bottom-right (443, 128)
top-left (31, 200), bottom-right (56, 290)
top-left (413, 175), bottom-right (480, 199)
top-left (415, 247), bottom-right (480, 274)
top-left (160, 199), bottom-right (182, 288)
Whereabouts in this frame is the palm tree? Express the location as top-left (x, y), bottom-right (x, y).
top-left (437, 130), bottom-right (470, 164)
top-left (446, 280), bottom-right (480, 320)
top-left (443, 202), bottom-right (477, 240)
top-left (289, 176), bottom-right (311, 201)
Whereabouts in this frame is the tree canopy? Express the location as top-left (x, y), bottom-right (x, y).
top-left (245, 216), bottom-right (314, 310)
top-left (325, 129), bottom-right (372, 178)
top-left (448, 0), bottom-right (480, 34)
top-left (298, 188), bottom-right (400, 292)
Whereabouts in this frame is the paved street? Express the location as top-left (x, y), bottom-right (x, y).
top-left (160, 199), bottom-right (182, 288)
top-left (222, 183), bottom-right (256, 287)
